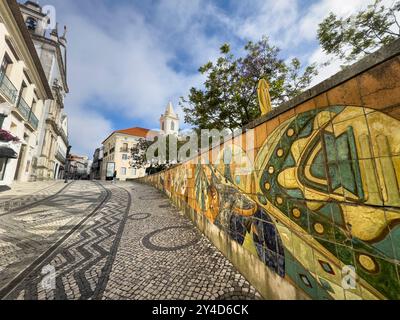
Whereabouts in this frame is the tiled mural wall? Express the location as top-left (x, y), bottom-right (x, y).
top-left (139, 52), bottom-right (400, 300)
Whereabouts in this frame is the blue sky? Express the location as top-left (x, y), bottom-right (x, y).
top-left (34, 0), bottom-right (391, 158)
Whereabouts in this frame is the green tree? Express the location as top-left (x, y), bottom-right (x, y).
top-left (130, 138), bottom-right (151, 170)
top-left (318, 0), bottom-right (400, 63)
top-left (180, 36), bottom-right (317, 131)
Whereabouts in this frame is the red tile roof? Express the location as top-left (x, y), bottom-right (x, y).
top-left (115, 127), bottom-right (150, 137)
top-left (102, 127), bottom-right (158, 144)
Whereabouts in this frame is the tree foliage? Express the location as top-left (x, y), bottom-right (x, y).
top-left (180, 37), bottom-right (317, 131)
top-left (130, 138), bottom-right (151, 170)
top-left (318, 0), bottom-right (400, 63)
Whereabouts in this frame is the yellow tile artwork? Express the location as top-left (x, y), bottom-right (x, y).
top-left (140, 80), bottom-right (400, 300)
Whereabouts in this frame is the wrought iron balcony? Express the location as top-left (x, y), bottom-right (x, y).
top-left (16, 97), bottom-right (30, 120)
top-left (15, 97), bottom-right (39, 130)
top-left (28, 111), bottom-right (39, 130)
top-left (0, 72), bottom-right (18, 104)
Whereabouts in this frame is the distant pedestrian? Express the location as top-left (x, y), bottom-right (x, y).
top-left (112, 170), bottom-right (117, 184)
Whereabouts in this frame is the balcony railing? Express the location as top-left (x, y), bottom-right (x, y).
top-left (28, 111), bottom-right (39, 130)
top-left (15, 97), bottom-right (40, 130)
top-left (0, 72), bottom-right (18, 104)
top-left (16, 97), bottom-right (30, 120)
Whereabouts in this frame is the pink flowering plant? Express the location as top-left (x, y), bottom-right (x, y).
top-left (0, 129), bottom-right (20, 143)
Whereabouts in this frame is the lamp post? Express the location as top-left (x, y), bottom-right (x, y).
top-left (64, 145), bottom-right (71, 183)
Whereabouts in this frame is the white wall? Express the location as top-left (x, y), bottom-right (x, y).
top-left (101, 134), bottom-right (148, 181)
top-left (0, 21), bottom-right (46, 185)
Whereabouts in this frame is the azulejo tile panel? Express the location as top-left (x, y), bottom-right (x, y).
top-left (141, 105), bottom-right (400, 300)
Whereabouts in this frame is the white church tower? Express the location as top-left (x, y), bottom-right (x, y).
top-left (160, 102), bottom-right (179, 136)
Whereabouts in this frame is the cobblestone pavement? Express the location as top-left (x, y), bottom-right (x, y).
top-left (0, 181), bottom-right (107, 294)
top-left (0, 181), bottom-right (261, 300)
top-left (0, 181), bottom-right (68, 214)
top-left (102, 182), bottom-right (261, 300)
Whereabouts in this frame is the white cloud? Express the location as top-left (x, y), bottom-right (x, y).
top-left (42, 0), bottom-right (397, 157)
top-left (231, 0), bottom-right (393, 47)
top-left (234, 0), bottom-right (300, 46)
top-left (67, 109), bottom-right (113, 157)
top-left (45, 0), bottom-right (220, 157)
top-left (305, 0), bottom-right (398, 85)
top-left (298, 0), bottom-right (367, 42)
top-left (307, 48), bottom-right (344, 87)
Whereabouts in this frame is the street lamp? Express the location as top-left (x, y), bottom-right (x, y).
top-left (64, 145), bottom-right (72, 183)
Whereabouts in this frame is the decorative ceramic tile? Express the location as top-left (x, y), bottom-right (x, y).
top-left (141, 105), bottom-right (400, 300)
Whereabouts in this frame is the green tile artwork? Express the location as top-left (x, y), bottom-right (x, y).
top-left (141, 105), bottom-right (400, 300)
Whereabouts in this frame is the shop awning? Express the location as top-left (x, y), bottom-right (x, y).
top-left (0, 147), bottom-right (17, 159)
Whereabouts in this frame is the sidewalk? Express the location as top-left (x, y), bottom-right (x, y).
top-left (102, 182), bottom-right (262, 300)
top-left (0, 181), bottom-right (68, 214)
top-left (0, 181), bottom-right (63, 198)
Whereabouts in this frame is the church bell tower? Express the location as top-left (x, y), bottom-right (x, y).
top-left (160, 102), bottom-right (179, 136)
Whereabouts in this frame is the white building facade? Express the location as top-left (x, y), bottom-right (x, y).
top-left (19, 1), bottom-right (69, 181)
top-left (54, 113), bottom-right (67, 179)
top-left (0, 0), bottom-right (53, 187)
top-left (97, 102), bottom-right (181, 182)
top-left (101, 127), bottom-right (154, 181)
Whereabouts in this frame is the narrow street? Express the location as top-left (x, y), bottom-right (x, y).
top-left (0, 181), bottom-right (261, 300)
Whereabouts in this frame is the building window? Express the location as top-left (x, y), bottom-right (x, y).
top-left (121, 167), bottom-right (126, 175)
top-left (121, 143), bottom-right (128, 152)
top-left (17, 81), bottom-right (27, 105)
top-left (31, 99), bottom-right (37, 114)
top-left (0, 158), bottom-right (8, 181)
top-left (171, 121), bottom-right (175, 131)
top-left (132, 168), bottom-right (137, 176)
top-left (0, 115), bottom-right (6, 129)
top-left (162, 122), bottom-right (165, 131)
top-left (122, 154), bottom-right (128, 160)
top-left (0, 54), bottom-right (12, 75)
